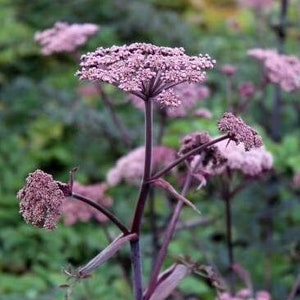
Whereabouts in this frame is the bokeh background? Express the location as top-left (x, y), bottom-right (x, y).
top-left (0, 0), bottom-right (299, 299)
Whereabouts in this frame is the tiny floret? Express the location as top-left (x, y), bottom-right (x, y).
top-left (218, 112), bottom-right (263, 150)
top-left (76, 43), bottom-right (215, 107)
top-left (17, 169), bottom-right (70, 230)
top-left (34, 22), bottom-right (99, 55)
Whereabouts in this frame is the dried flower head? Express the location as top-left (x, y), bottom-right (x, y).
top-left (178, 131), bottom-right (212, 157)
top-left (34, 22), bottom-right (99, 55)
top-left (62, 181), bottom-right (112, 225)
top-left (76, 43), bottom-right (215, 107)
top-left (248, 48), bottom-right (300, 92)
top-left (218, 112), bottom-right (263, 150)
top-left (107, 146), bottom-right (176, 186)
top-left (17, 169), bottom-right (70, 230)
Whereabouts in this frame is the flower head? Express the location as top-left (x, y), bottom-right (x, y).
top-left (220, 64), bottom-right (237, 76)
top-left (62, 181), bottom-right (112, 225)
top-left (76, 43), bottom-right (215, 107)
top-left (107, 146), bottom-right (176, 186)
top-left (34, 22), bottom-right (99, 55)
top-left (239, 0), bottom-right (273, 10)
top-left (218, 112), bottom-right (263, 151)
top-left (238, 82), bottom-right (255, 98)
top-left (128, 82), bottom-right (210, 117)
top-left (216, 288), bottom-right (271, 300)
top-left (213, 139), bottom-right (273, 176)
top-left (248, 48), bottom-right (300, 92)
top-left (17, 169), bottom-right (70, 230)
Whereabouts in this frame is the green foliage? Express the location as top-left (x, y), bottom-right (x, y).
top-left (1, 0), bottom-right (300, 299)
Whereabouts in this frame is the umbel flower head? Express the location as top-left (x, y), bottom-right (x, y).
top-left (218, 112), bottom-right (263, 151)
top-left (34, 21), bottom-right (99, 55)
top-left (76, 42), bottom-right (215, 107)
top-left (17, 169), bottom-right (70, 230)
top-left (247, 48), bottom-right (300, 92)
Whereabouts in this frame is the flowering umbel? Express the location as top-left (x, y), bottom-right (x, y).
top-left (17, 169), bottom-right (70, 230)
top-left (76, 43), bottom-right (215, 107)
top-left (34, 22), bottom-right (99, 55)
top-left (218, 112), bottom-right (263, 151)
top-left (247, 48), bottom-right (300, 92)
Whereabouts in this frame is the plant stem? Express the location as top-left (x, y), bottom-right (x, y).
top-left (96, 84), bottom-right (131, 148)
top-left (271, 0), bottom-right (289, 142)
top-left (150, 135), bottom-right (229, 181)
top-left (224, 193), bottom-right (235, 295)
top-left (71, 192), bottom-right (129, 234)
top-left (145, 144), bottom-right (218, 299)
top-left (130, 98), bottom-right (153, 300)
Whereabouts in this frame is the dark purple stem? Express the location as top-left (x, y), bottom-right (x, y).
top-left (130, 98), bottom-right (153, 300)
top-left (145, 137), bottom-right (229, 299)
top-left (71, 192), bottom-right (129, 234)
top-left (150, 134), bottom-right (230, 181)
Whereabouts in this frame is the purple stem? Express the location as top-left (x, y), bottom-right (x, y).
top-left (130, 98), bottom-right (153, 300)
top-left (144, 136), bottom-right (229, 299)
top-left (71, 192), bottom-right (129, 234)
top-left (150, 135), bottom-right (230, 181)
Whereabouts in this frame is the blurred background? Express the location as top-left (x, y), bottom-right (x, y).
top-left (0, 0), bottom-right (299, 299)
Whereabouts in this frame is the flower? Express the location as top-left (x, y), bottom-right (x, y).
top-left (293, 171), bottom-right (300, 187)
top-left (62, 181), bottom-right (112, 225)
top-left (178, 131), bottom-right (212, 158)
top-left (218, 112), bottom-right (263, 151)
top-left (239, 0), bottom-right (273, 10)
top-left (247, 48), bottom-right (300, 92)
top-left (216, 288), bottom-right (271, 300)
top-left (76, 43), bottom-right (215, 107)
top-left (107, 146), bottom-right (176, 186)
top-left (128, 83), bottom-right (210, 117)
top-left (34, 22), bottom-right (99, 55)
top-left (238, 82), bottom-right (255, 98)
top-left (213, 139), bottom-right (273, 176)
top-left (17, 169), bottom-right (70, 230)
top-left (193, 108), bottom-right (212, 119)
top-left (220, 64), bottom-right (237, 76)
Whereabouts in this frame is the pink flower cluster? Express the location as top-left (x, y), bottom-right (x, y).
top-left (218, 112), bottom-right (263, 151)
top-left (76, 43), bottom-right (215, 107)
top-left (106, 146), bottom-right (176, 186)
top-left (187, 132), bottom-right (272, 178)
top-left (214, 139), bottom-right (273, 176)
top-left (217, 288), bottom-right (271, 300)
top-left (17, 169), bottom-right (70, 230)
top-left (220, 64), bottom-right (237, 76)
top-left (239, 0), bottom-right (273, 10)
top-left (62, 181), bottom-right (112, 225)
top-left (34, 22), bottom-right (99, 55)
top-left (293, 172), bottom-right (300, 187)
top-left (238, 82), bottom-right (255, 98)
top-left (128, 83), bottom-right (210, 117)
top-left (248, 48), bottom-right (300, 92)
